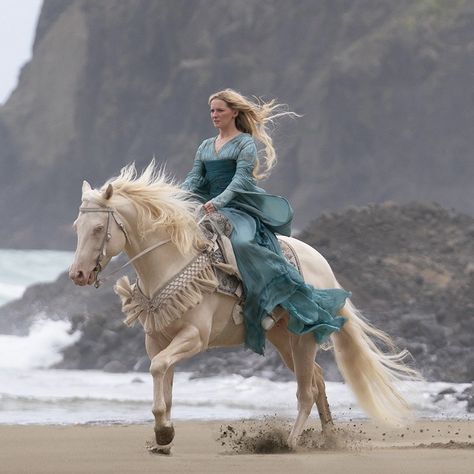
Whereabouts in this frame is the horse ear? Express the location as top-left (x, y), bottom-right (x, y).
top-left (82, 180), bottom-right (92, 195)
top-left (104, 183), bottom-right (113, 200)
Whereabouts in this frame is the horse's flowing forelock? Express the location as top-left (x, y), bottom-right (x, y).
top-left (90, 160), bottom-right (206, 255)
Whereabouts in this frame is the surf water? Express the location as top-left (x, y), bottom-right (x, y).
top-left (0, 250), bottom-right (472, 425)
top-left (0, 249), bottom-right (74, 306)
top-left (1, 367), bottom-right (471, 425)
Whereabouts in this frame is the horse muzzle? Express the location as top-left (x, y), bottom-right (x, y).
top-left (69, 265), bottom-right (99, 286)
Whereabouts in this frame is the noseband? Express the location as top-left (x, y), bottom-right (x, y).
top-left (79, 206), bottom-right (171, 288)
top-left (79, 207), bottom-right (128, 287)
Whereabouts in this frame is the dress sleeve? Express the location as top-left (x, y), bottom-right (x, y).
top-left (181, 142), bottom-right (206, 192)
top-left (211, 139), bottom-right (257, 209)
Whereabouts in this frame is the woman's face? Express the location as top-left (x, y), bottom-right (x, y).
top-left (209, 99), bottom-right (237, 130)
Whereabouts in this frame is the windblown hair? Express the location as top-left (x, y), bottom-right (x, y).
top-left (209, 89), bottom-right (298, 179)
top-left (84, 160), bottom-right (207, 255)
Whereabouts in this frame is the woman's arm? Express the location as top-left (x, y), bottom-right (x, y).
top-left (181, 143), bottom-right (206, 193)
top-left (210, 140), bottom-right (257, 209)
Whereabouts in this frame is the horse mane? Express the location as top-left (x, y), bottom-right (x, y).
top-left (86, 160), bottom-right (207, 255)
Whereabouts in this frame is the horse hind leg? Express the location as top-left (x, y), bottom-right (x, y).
top-left (286, 332), bottom-right (319, 448)
top-left (267, 325), bottom-right (333, 434)
top-left (268, 326), bottom-right (323, 448)
top-left (312, 362), bottom-right (334, 431)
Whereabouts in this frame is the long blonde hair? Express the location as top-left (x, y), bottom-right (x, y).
top-left (208, 89), bottom-right (298, 179)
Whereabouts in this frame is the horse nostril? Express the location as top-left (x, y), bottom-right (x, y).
top-left (76, 270), bottom-right (84, 281)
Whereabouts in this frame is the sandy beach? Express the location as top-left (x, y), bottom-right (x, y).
top-left (0, 419), bottom-right (472, 473)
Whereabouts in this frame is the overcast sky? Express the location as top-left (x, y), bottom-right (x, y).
top-left (0, 0), bottom-right (42, 105)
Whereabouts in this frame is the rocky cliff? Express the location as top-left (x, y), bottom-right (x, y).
top-left (0, 0), bottom-right (473, 248)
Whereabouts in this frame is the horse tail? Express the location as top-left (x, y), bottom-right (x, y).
top-left (331, 296), bottom-right (422, 426)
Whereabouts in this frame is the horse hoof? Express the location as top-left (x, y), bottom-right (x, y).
top-left (146, 442), bottom-right (172, 455)
top-left (322, 423), bottom-right (336, 436)
top-left (155, 425), bottom-right (175, 446)
top-left (286, 436), bottom-right (298, 451)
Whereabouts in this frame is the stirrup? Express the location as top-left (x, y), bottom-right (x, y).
top-left (261, 315), bottom-right (277, 331)
top-left (261, 305), bottom-right (287, 331)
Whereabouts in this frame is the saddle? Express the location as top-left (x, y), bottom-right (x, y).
top-left (199, 213), bottom-right (302, 325)
top-left (115, 213), bottom-right (302, 334)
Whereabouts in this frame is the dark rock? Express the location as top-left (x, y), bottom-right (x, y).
top-left (438, 388), bottom-right (457, 396)
top-left (299, 202), bottom-right (474, 382)
top-left (432, 387), bottom-right (458, 403)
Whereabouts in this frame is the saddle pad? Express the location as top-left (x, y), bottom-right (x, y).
top-left (211, 237), bottom-right (302, 298)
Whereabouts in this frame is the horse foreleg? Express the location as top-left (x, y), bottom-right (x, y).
top-left (267, 325), bottom-right (334, 431)
top-left (149, 325), bottom-right (203, 450)
top-left (163, 367), bottom-right (174, 422)
top-left (146, 335), bottom-right (174, 437)
top-left (151, 369), bottom-right (175, 452)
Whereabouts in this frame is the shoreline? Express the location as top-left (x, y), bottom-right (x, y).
top-left (0, 419), bottom-right (472, 473)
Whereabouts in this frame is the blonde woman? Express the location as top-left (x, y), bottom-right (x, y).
top-left (182, 89), bottom-right (350, 355)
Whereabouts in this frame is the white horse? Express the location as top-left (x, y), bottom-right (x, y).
top-left (70, 162), bottom-right (419, 453)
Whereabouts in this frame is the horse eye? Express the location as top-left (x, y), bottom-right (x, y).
top-left (94, 225), bottom-right (105, 234)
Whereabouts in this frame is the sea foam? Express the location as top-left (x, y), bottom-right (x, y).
top-left (0, 249), bottom-right (73, 305)
top-left (0, 318), bottom-right (80, 370)
top-left (0, 370), bottom-right (472, 425)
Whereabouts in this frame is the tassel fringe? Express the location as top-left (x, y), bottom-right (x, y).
top-left (114, 262), bottom-right (218, 334)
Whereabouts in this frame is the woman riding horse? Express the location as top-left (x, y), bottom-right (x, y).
top-left (181, 89), bottom-right (350, 355)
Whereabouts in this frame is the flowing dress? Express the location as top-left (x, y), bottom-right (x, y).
top-left (182, 133), bottom-right (350, 354)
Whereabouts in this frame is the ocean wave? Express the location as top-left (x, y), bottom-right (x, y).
top-left (0, 318), bottom-right (80, 369)
top-left (0, 281), bottom-right (25, 303)
top-left (0, 249), bottom-right (73, 305)
top-left (0, 369), bottom-right (472, 425)
top-left (0, 393), bottom-right (150, 407)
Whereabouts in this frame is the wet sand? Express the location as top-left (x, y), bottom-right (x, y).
top-left (0, 419), bottom-right (472, 473)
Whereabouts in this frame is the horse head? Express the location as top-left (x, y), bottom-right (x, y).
top-left (69, 161), bottom-right (208, 290)
top-left (69, 180), bottom-right (128, 286)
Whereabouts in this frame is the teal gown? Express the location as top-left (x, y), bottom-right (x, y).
top-left (182, 133), bottom-right (350, 355)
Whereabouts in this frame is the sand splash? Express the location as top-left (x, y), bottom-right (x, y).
top-left (217, 417), bottom-right (365, 454)
top-left (217, 418), bottom-right (474, 454)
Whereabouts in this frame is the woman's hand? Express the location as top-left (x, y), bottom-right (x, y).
top-left (203, 201), bottom-right (217, 214)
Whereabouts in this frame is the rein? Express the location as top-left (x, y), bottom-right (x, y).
top-left (79, 206), bottom-right (171, 288)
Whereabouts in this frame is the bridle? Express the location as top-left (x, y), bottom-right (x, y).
top-left (79, 206), bottom-right (171, 288)
top-left (79, 207), bottom-right (127, 287)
